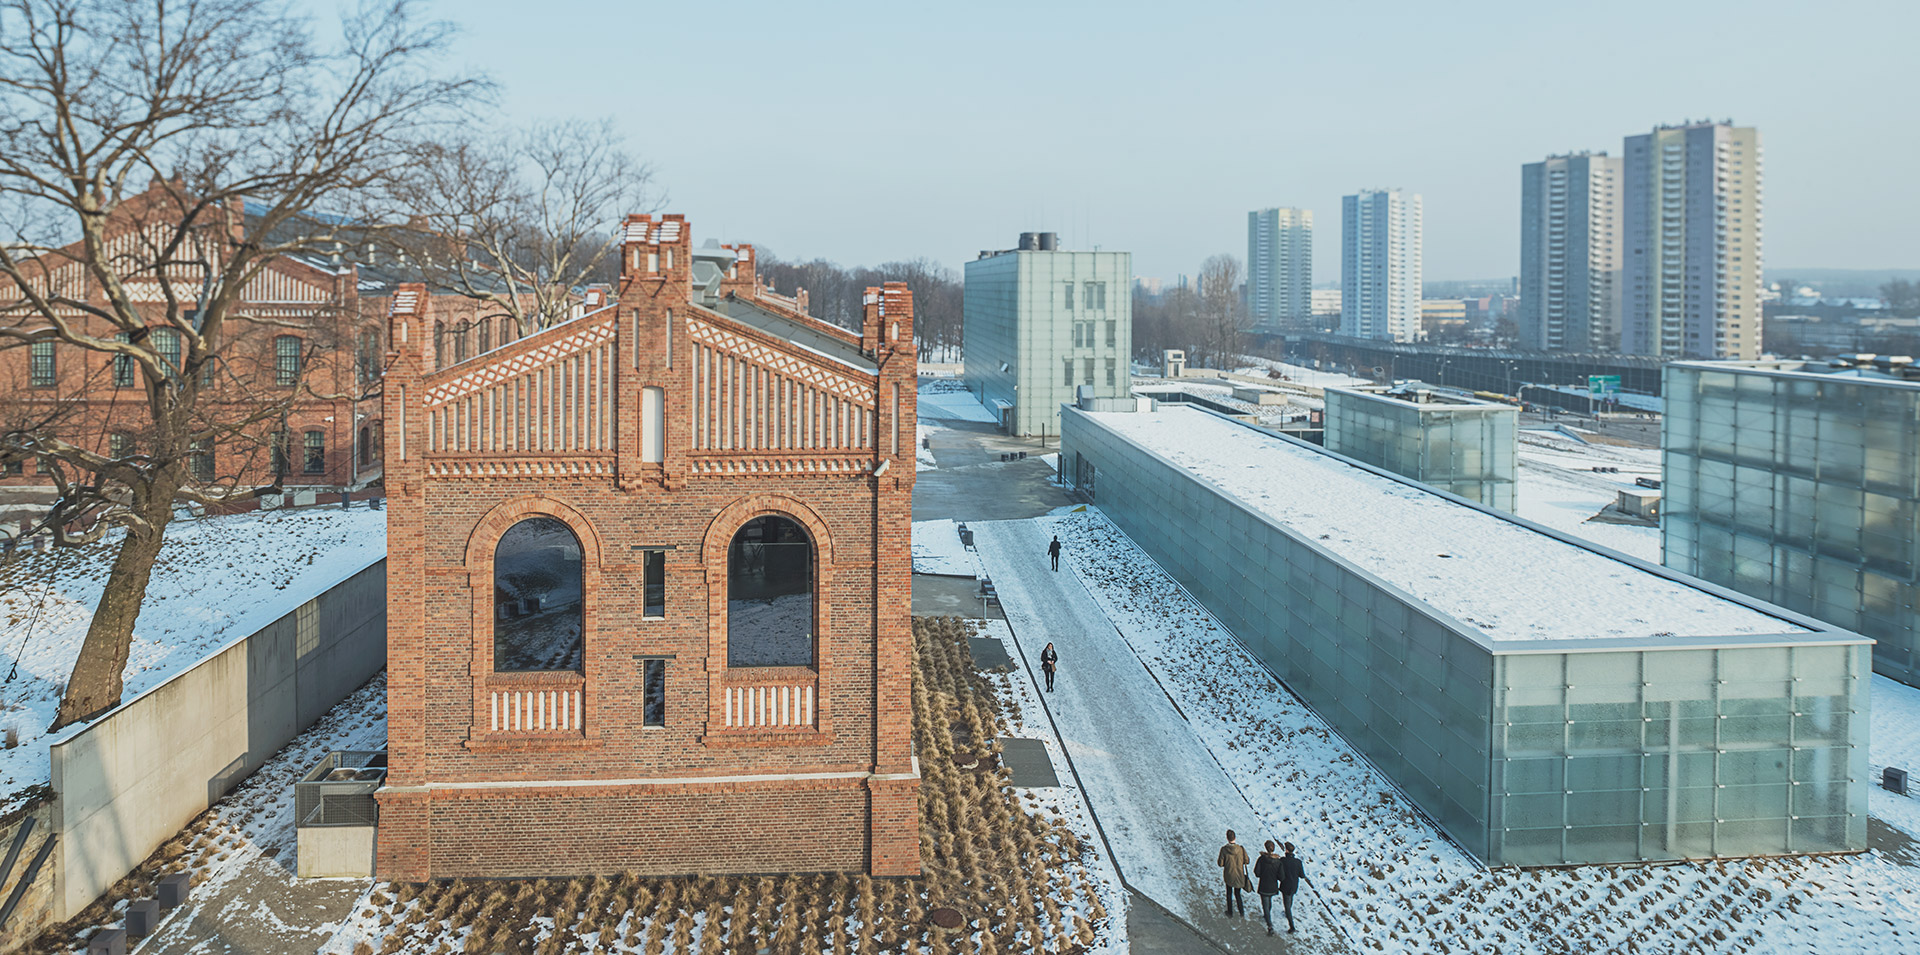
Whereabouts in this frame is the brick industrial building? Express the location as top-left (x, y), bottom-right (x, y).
top-left (375, 214), bottom-right (922, 878)
top-left (0, 183), bottom-right (512, 509)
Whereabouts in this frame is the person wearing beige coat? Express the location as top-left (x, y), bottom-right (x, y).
top-left (1217, 829), bottom-right (1251, 917)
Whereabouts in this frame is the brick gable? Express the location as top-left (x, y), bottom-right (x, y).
top-left (376, 213), bottom-right (920, 879)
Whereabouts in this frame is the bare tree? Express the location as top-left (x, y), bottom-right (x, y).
top-left (756, 252), bottom-right (964, 360)
top-left (1196, 253), bottom-right (1246, 369)
top-left (0, 0), bottom-right (480, 728)
top-left (390, 118), bottom-right (659, 337)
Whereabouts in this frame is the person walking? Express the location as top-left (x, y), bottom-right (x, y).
top-left (1217, 830), bottom-right (1251, 918)
top-left (1047, 535), bottom-right (1062, 571)
top-left (1277, 841), bottom-right (1312, 933)
top-left (1040, 642), bottom-right (1058, 692)
top-left (1253, 840), bottom-right (1283, 935)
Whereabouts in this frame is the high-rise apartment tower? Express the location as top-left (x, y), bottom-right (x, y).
top-left (1341, 189), bottom-right (1423, 342)
top-left (1519, 153), bottom-right (1622, 352)
top-left (1247, 207), bottom-right (1313, 331)
top-left (1621, 121), bottom-right (1763, 359)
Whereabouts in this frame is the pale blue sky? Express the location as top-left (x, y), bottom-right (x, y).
top-left (403, 0), bottom-right (1917, 282)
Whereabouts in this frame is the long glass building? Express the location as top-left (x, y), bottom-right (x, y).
top-left (1324, 386), bottom-right (1518, 510)
top-left (1061, 402), bottom-right (1868, 867)
top-left (1664, 359), bottom-right (1920, 686)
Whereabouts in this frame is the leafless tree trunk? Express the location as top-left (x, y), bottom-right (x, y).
top-left (389, 118), bottom-right (660, 338)
top-left (1197, 253), bottom-right (1246, 370)
top-left (0, 0), bottom-right (480, 728)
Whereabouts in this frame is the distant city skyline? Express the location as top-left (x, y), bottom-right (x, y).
top-left (401, 0), bottom-right (1918, 281)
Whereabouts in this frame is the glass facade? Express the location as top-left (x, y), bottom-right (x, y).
top-left (1065, 404), bottom-right (1869, 865)
top-left (1664, 362), bottom-right (1920, 685)
top-left (1325, 388), bottom-right (1518, 510)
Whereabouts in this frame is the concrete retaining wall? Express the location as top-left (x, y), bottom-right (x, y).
top-left (45, 559), bottom-right (386, 922)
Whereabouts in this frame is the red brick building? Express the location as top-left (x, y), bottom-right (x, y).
top-left (375, 214), bottom-right (921, 879)
top-left (0, 185), bottom-right (545, 511)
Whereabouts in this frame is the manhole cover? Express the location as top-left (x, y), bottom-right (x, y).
top-left (928, 907), bottom-right (964, 930)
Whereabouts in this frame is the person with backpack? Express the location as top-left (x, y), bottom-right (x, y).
top-left (1253, 840), bottom-right (1283, 935)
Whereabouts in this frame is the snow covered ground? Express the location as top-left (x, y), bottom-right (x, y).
top-left (1515, 428), bottom-right (1663, 562)
top-left (0, 505), bottom-right (386, 814)
top-left (909, 519), bottom-right (978, 577)
top-left (1234, 356), bottom-right (1372, 389)
top-left (974, 507), bottom-right (1920, 955)
top-left (978, 617), bottom-right (1129, 954)
top-left (918, 378), bottom-right (997, 423)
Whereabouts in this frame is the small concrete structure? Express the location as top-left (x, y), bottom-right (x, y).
top-left (1230, 385), bottom-right (1289, 406)
top-left (297, 825), bottom-right (376, 879)
top-left (1617, 488), bottom-right (1662, 520)
top-left (295, 751), bottom-right (385, 878)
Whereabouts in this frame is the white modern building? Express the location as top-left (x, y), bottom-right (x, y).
top-left (1520, 153), bottom-right (1622, 352)
top-left (962, 232), bottom-right (1132, 438)
top-left (1247, 207), bottom-right (1313, 332)
top-left (1341, 189), bottom-right (1423, 342)
top-left (1621, 121), bottom-right (1763, 360)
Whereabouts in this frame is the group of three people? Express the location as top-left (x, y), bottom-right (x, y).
top-left (1218, 829), bottom-right (1312, 936)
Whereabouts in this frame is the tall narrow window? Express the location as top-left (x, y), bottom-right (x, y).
top-left (452, 323), bottom-right (469, 363)
top-left (190, 439), bottom-right (214, 481)
top-left (358, 330), bottom-right (380, 387)
top-left (108, 433), bottom-right (134, 459)
top-left (1095, 282), bottom-right (1107, 309)
top-left (434, 322), bottom-right (447, 370)
top-left (641, 386), bottom-right (665, 463)
top-left (1106, 320), bottom-right (1117, 347)
top-left (1063, 359), bottom-right (1074, 387)
top-left (112, 332), bottom-right (135, 386)
top-left (1085, 282), bottom-right (1097, 309)
top-left (153, 328), bottom-right (181, 377)
top-left (641, 658), bottom-right (666, 727)
top-left (727, 515), bottom-right (814, 668)
top-left (1105, 358), bottom-right (1117, 386)
top-left (1071, 323), bottom-right (1082, 348)
top-left (643, 550), bottom-right (666, 618)
top-left (1082, 358), bottom-right (1094, 385)
top-left (275, 335), bottom-right (302, 386)
top-left (477, 317), bottom-right (491, 354)
top-left (493, 517), bottom-right (585, 672)
top-left (1063, 283), bottom-right (1074, 310)
top-left (303, 430), bottom-right (326, 474)
top-left (30, 341), bottom-right (54, 387)
top-left (358, 426), bottom-right (372, 467)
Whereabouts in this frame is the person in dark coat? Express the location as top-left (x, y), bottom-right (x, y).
top-left (1253, 840), bottom-right (1283, 935)
top-left (1040, 642), bottom-right (1058, 692)
top-left (1216, 830), bottom-right (1250, 917)
top-left (1278, 841), bottom-right (1311, 933)
top-left (1047, 535), bottom-right (1062, 571)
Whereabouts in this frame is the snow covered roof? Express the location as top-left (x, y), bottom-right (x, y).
top-left (1076, 405), bottom-right (1838, 646)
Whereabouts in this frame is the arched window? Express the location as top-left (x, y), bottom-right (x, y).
top-left (358, 426), bottom-right (372, 467)
top-left (434, 322), bottom-right (447, 370)
top-left (727, 515), bottom-right (814, 668)
top-left (493, 517), bottom-right (584, 672)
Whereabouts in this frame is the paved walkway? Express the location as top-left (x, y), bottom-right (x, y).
top-left (972, 519), bottom-right (1345, 954)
